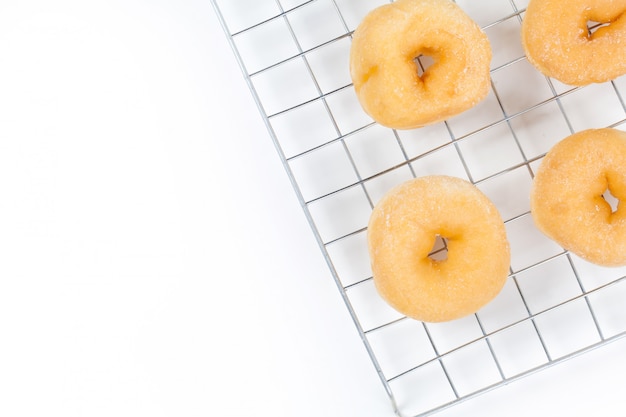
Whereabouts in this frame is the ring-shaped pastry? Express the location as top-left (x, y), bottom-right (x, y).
top-left (349, 0), bottom-right (492, 129)
top-left (531, 128), bottom-right (626, 266)
top-left (367, 176), bottom-right (510, 322)
top-left (521, 0), bottom-right (626, 85)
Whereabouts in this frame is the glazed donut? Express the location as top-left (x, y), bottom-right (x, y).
top-left (349, 0), bottom-right (492, 129)
top-left (521, 0), bottom-right (626, 85)
top-left (367, 176), bottom-right (510, 323)
top-left (530, 128), bottom-right (626, 266)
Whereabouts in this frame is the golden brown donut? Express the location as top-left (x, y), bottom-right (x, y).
top-left (367, 176), bottom-right (510, 323)
top-left (530, 128), bottom-right (626, 266)
top-left (349, 0), bottom-right (492, 129)
top-left (521, 0), bottom-right (626, 86)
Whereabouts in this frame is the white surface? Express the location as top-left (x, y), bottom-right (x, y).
top-left (0, 1), bottom-right (625, 417)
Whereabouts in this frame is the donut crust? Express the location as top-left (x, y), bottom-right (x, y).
top-left (349, 0), bottom-right (492, 129)
top-left (367, 176), bottom-right (510, 323)
top-left (531, 128), bottom-right (626, 266)
top-left (521, 0), bottom-right (626, 85)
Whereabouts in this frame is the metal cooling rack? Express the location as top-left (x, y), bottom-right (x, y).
top-left (211, 0), bottom-right (626, 415)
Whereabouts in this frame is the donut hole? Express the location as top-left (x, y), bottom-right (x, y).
top-left (602, 188), bottom-right (620, 214)
top-left (413, 54), bottom-right (436, 78)
top-left (587, 20), bottom-right (611, 37)
top-left (428, 234), bottom-right (449, 262)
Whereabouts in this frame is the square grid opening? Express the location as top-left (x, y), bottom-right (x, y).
top-left (213, 0), bottom-right (626, 415)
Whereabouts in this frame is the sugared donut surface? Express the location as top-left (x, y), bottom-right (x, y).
top-left (349, 0), bottom-right (492, 129)
top-left (521, 0), bottom-right (626, 85)
top-left (531, 128), bottom-right (626, 266)
top-left (367, 176), bottom-right (510, 323)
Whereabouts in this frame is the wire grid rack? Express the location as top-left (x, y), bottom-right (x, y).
top-left (211, 0), bottom-right (626, 415)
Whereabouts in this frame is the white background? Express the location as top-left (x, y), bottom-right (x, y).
top-left (1, 1), bottom-right (626, 416)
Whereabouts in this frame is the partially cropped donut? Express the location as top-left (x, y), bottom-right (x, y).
top-left (531, 128), bottom-right (626, 266)
top-left (349, 0), bottom-right (492, 129)
top-left (521, 0), bottom-right (626, 85)
top-left (367, 176), bottom-right (510, 323)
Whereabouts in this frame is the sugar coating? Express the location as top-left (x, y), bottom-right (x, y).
top-left (530, 128), bottom-right (626, 266)
top-left (367, 176), bottom-right (510, 323)
top-left (349, 0), bottom-right (492, 129)
top-left (521, 0), bottom-right (626, 86)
